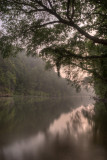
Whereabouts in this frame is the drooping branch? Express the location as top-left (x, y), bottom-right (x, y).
top-left (69, 22), bottom-right (107, 45)
top-left (57, 19), bottom-right (107, 45)
top-left (35, 1), bottom-right (107, 45)
top-left (54, 48), bottom-right (107, 60)
top-left (70, 61), bottom-right (107, 83)
top-left (2, 0), bottom-right (107, 45)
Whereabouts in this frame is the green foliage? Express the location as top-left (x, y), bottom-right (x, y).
top-left (0, 0), bottom-right (107, 98)
top-left (0, 0), bottom-right (107, 56)
top-left (0, 53), bottom-right (74, 97)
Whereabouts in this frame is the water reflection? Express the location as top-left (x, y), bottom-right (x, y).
top-left (3, 133), bottom-right (45, 160)
top-left (49, 105), bottom-right (94, 137)
top-left (0, 97), bottom-right (107, 160)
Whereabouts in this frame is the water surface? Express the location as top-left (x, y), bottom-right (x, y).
top-left (0, 96), bottom-right (107, 160)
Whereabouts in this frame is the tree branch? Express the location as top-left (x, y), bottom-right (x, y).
top-left (69, 21), bottom-right (107, 45)
top-left (28, 20), bottom-right (60, 32)
top-left (70, 61), bottom-right (107, 82)
top-left (66, 0), bottom-right (71, 20)
top-left (4, 0), bottom-right (107, 45)
top-left (35, 0), bottom-right (63, 21)
top-left (47, 0), bottom-right (53, 9)
top-left (35, 0), bottom-right (55, 14)
top-left (55, 48), bottom-right (107, 60)
top-left (71, 0), bottom-right (75, 20)
top-left (66, 0), bottom-right (75, 20)
top-left (35, 1), bottom-right (107, 45)
top-left (37, 21), bottom-right (60, 27)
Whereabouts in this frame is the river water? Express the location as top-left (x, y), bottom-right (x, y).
top-left (0, 96), bottom-right (107, 160)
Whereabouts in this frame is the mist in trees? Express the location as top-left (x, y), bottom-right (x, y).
top-left (0, 2), bottom-right (107, 159)
top-left (0, 0), bottom-right (107, 99)
top-left (0, 52), bottom-right (78, 97)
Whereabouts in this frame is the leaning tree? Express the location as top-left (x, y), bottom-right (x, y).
top-left (0, 0), bottom-right (107, 85)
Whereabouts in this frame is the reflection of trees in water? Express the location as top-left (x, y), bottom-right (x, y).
top-left (35, 105), bottom-right (107, 160)
top-left (0, 96), bottom-right (92, 146)
top-left (1, 103), bottom-right (107, 160)
top-left (92, 101), bottom-right (107, 148)
top-left (67, 105), bottom-right (94, 135)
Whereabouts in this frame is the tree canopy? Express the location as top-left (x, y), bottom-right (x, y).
top-left (0, 0), bottom-right (107, 87)
top-left (0, 0), bottom-right (107, 51)
top-left (0, 0), bottom-right (107, 136)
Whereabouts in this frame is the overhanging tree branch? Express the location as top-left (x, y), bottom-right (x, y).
top-left (1, 0), bottom-right (107, 45)
top-left (71, 62), bottom-right (107, 82)
top-left (53, 48), bottom-right (107, 60)
top-left (69, 22), bottom-right (107, 45)
top-left (35, 0), bottom-right (107, 45)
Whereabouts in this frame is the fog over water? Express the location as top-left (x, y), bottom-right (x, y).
top-left (0, 96), bottom-right (107, 160)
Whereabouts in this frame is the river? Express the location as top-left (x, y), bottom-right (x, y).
top-left (0, 96), bottom-right (107, 160)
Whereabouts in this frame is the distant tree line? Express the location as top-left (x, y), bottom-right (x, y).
top-left (0, 53), bottom-right (74, 97)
